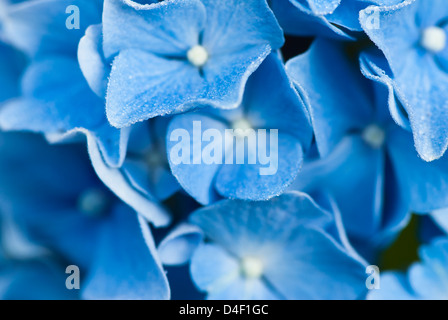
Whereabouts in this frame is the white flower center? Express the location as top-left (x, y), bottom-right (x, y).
top-left (232, 118), bottom-right (253, 138)
top-left (421, 26), bottom-right (447, 53)
top-left (362, 124), bottom-right (385, 149)
top-left (77, 188), bottom-right (110, 217)
top-left (241, 256), bottom-right (264, 279)
top-left (187, 45), bottom-right (209, 68)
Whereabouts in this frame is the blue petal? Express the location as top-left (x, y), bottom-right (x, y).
top-left (0, 132), bottom-right (99, 204)
top-left (190, 243), bottom-right (281, 300)
top-left (367, 272), bottom-right (417, 300)
top-left (286, 39), bottom-right (373, 157)
top-left (107, 44), bottom-right (274, 127)
top-left (47, 123), bottom-right (130, 169)
top-left (190, 243), bottom-right (240, 295)
top-left (326, 0), bottom-right (369, 31)
top-left (3, 0), bottom-right (102, 57)
top-left (264, 226), bottom-right (367, 300)
top-left (293, 136), bottom-right (386, 241)
top-left (158, 223), bottom-right (203, 266)
top-left (295, 0), bottom-right (340, 16)
top-left (270, 0), bottom-right (354, 39)
top-left (91, 123), bottom-right (130, 168)
top-left (189, 192), bottom-right (333, 259)
top-left (86, 130), bottom-right (171, 227)
top-left (430, 209), bottom-right (448, 234)
top-left (215, 132), bottom-right (303, 201)
top-left (122, 160), bottom-right (180, 201)
top-left (82, 207), bottom-right (170, 300)
top-left (387, 126), bottom-right (448, 213)
top-left (78, 24), bottom-right (109, 98)
top-left (408, 239), bottom-right (448, 299)
top-left (359, 48), bottom-right (411, 130)
top-left (13, 207), bottom-right (102, 270)
top-left (0, 259), bottom-right (78, 300)
top-left (0, 133), bottom-right (108, 269)
top-left (102, 0), bottom-right (206, 58)
top-left (244, 53), bottom-right (312, 148)
top-left (121, 120), bottom-right (180, 201)
top-left (200, 0), bottom-right (284, 53)
top-left (106, 49), bottom-right (204, 127)
top-left (167, 113), bottom-right (226, 205)
top-left (0, 57), bottom-right (105, 132)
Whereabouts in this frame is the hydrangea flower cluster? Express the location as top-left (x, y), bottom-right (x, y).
top-left (0, 0), bottom-right (447, 300)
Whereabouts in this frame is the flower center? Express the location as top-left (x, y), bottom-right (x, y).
top-left (421, 26), bottom-right (446, 53)
top-left (77, 188), bottom-right (110, 218)
top-left (145, 150), bottom-right (163, 168)
top-left (241, 256), bottom-right (264, 279)
top-left (232, 118), bottom-right (253, 138)
top-left (362, 124), bottom-right (385, 149)
top-left (187, 45), bottom-right (209, 68)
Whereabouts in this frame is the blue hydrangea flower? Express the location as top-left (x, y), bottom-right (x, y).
top-left (0, 132), bottom-right (169, 299)
top-left (86, 118), bottom-right (180, 227)
top-left (187, 192), bottom-right (367, 300)
top-left (0, 0), bottom-right (127, 168)
top-left (270, 0), bottom-right (399, 39)
top-left (287, 39), bottom-right (448, 255)
top-left (360, 0), bottom-right (448, 161)
top-left (165, 53), bottom-right (312, 204)
top-left (368, 237), bottom-right (448, 300)
top-left (102, 0), bottom-right (284, 127)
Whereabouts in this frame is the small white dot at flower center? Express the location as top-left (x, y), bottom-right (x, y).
top-left (241, 256), bottom-right (264, 279)
top-left (187, 45), bottom-right (209, 68)
top-left (232, 118), bottom-right (253, 138)
top-left (421, 26), bottom-right (447, 53)
top-left (362, 124), bottom-right (385, 149)
top-left (77, 188), bottom-right (110, 217)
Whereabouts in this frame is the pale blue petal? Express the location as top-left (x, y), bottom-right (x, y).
top-left (78, 23), bottom-right (109, 98)
top-left (190, 243), bottom-right (240, 295)
top-left (158, 223), bottom-right (203, 266)
top-left (431, 209), bottom-right (448, 234)
top-left (102, 0), bottom-right (206, 58)
top-left (367, 273), bottom-right (417, 300)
